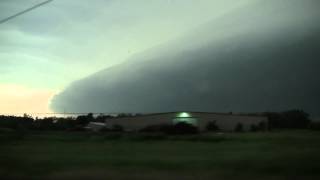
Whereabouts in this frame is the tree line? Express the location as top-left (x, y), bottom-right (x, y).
top-left (0, 110), bottom-right (319, 132)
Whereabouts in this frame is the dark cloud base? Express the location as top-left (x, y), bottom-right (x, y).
top-left (51, 27), bottom-right (320, 115)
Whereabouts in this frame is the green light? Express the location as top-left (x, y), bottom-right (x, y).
top-left (177, 112), bottom-right (191, 118)
top-left (174, 112), bottom-right (197, 125)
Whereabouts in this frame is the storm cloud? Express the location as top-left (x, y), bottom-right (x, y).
top-left (1, 0), bottom-right (248, 89)
top-left (51, 0), bottom-right (320, 116)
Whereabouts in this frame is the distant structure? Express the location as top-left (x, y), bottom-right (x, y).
top-left (85, 122), bottom-right (106, 132)
top-left (105, 112), bottom-right (268, 132)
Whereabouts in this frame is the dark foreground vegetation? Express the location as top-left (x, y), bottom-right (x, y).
top-left (1, 109), bottom-right (320, 179)
top-left (1, 130), bottom-right (320, 180)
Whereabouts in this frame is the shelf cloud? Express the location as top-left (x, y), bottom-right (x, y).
top-left (49, 0), bottom-right (320, 115)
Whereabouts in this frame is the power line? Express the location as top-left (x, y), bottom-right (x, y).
top-left (0, 0), bottom-right (54, 24)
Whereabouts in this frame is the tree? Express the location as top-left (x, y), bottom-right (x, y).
top-left (111, 124), bottom-right (124, 132)
top-left (75, 113), bottom-right (94, 126)
top-left (140, 124), bottom-right (172, 133)
top-left (309, 122), bottom-right (320, 131)
top-left (54, 118), bottom-right (77, 130)
top-left (0, 115), bottom-right (33, 130)
top-left (250, 124), bottom-right (259, 132)
top-left (266, 109), bottom-right (310, 129)
top-left (170, 122), bottom-right (198, 134)
top-left (234, 123), bottom-right (244, 132)
top-left (206, 121), bottom-right (220, 131)
top-left (282, 109), bottom-right (310, 129)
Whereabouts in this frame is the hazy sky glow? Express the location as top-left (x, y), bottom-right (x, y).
top-left (1, 0), bottom-right (319, 115)
top-left (0, 84), bottom-right (54, 114)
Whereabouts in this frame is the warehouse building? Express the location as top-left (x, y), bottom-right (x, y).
top-left (85, 122), bottom-right (107, 132)
top-left (105, 112), bottom-right (268, 132)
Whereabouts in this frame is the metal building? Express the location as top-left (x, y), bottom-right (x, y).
top-left (105, 112), bottom-right (268, 132)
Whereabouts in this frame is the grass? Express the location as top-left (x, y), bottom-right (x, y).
top-left (1, 130), bottom-right (320, 179)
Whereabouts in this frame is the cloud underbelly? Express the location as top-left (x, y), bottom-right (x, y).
top-left (50, 0), bottom-right (320, 115)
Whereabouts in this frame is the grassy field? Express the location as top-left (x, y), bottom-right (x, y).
top-left (1, 130), bottom-right (320, 180)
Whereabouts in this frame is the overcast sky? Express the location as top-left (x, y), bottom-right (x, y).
top-left (1, 0), bottom-right (319, 115)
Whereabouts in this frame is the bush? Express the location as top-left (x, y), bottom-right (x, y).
top-left (249, 122), bottom-right (268, 132)
top-left (309, 122), bottom-right (320, 131)
top-left (258, 121), bottom-right (267, 131)
top-left (100, 127), bottom-right (111, 132)
top-left (0, 127), bottom-right (15, 133)
top-left (206, 121), bottom-right (220, 131)
top-left (111, 124), bottom-right (124, 132)
top-left (250, 124), bottom-right (259, 132)
top-left (31, 119), bottom-right (55, 130)
top-left (139, 124), bottom-right (172, 133)
top-left (75, 113), bottom-right (94, 126)
top-left (54, 118), bottom-right (77, 130)
top-left (169, 122), bottom-right (198, 134)
top-left (103, 133), bottom-right (123, 140)
top-left (0, 115), bottom-right (34, 129)
top-left (266, 109), bottom-right (310, 129)
top-left (234, 123), bottom-right (244, 132)
top-left (68, 126), bottom-right (86, 132)
top-left (99, 125), bottom-right (123, 132)
top-left (140, 123), bottom-right (198, 134)
top-left (131, 133), bottom-right (167, 141)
